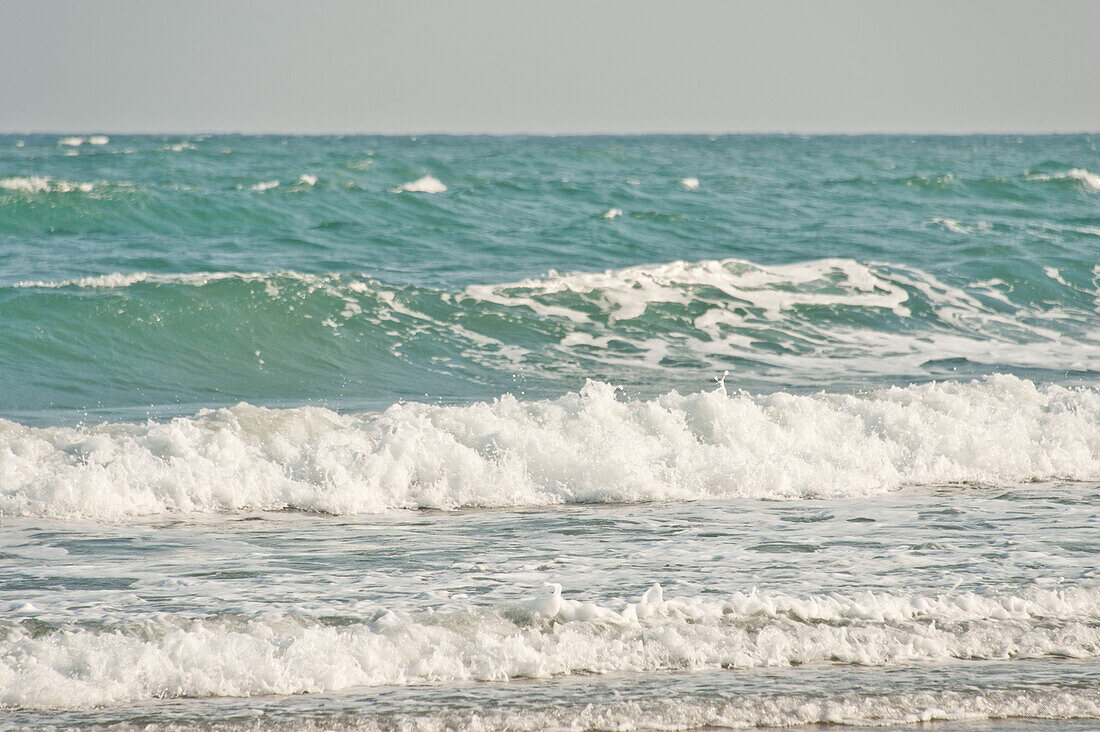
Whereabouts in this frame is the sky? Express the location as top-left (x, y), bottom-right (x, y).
top-left (1, 0), bottom-right (1097, 134)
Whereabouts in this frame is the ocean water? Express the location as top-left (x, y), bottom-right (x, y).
top-left (1, 134), bottom-right (1099, 730)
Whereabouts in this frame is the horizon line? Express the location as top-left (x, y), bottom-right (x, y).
top-left (2, 129), bottom-right (1098, 138)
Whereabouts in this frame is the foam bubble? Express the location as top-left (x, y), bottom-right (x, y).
top-left (391, 175), bottom-right (447, 194)
top-left (4, 582), bottom-right (1100, 708)
top-left (1, 375), bottom-right (1097, 521)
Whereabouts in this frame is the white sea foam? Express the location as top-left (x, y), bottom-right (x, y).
top-left (679, 176), bottom-right (700, 190)
top-left (3, 582), bottom-right (1100, 708)
top-left (600, 207), bottom-right (622, 219)
top-left (391, 175), bottom-right (447, 194)
top-left (297, 174), bottom-right (319, 186)
top-left (463, 256), bottom-right (1100, 377)
top-left (465, 257), bottom-right (914, 322)
top-left (1, 376), bottom-right (1097, 521)
top-left (58, 136), bottom-right (85, 147)
top-left (250, 180), bottom-right (280, 192)
top-left (87, 135), bottom-right (109, 146)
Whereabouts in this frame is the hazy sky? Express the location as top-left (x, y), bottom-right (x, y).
top-left (2, 0), bottom-right (1097, 134)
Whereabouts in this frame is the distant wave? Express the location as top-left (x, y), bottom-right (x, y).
top-left (0, 176), bottom-right (97, 194)
top-left (1, 375), bottom-right (1097, 520)
top-left (57, 135), bottom-right (108, 147)
top-left (391, 175), bottom-right (446, 193)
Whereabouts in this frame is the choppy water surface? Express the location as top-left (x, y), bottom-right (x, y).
top-left (1, 134), bottom-right (1098, 730)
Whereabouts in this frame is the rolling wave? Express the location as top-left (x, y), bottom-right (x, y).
top-left (2, 375), bottom-right (1097, 520)
top-left (3, 257), bottom-right (1099, 417)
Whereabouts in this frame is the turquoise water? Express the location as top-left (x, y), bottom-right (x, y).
top-left (2, 135), bottom-right (1099, 420)
top-left (1, 135), bottom-right (1099, 729)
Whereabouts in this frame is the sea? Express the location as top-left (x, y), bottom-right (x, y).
top-left (1, 134), bottom-right (1099, 731)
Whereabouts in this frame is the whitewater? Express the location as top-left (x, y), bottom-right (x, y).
top-left (1, 133), bottom-right (1099, 730)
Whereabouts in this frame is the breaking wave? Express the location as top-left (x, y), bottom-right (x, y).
top-left (1, 375), bottom-right (1097, 520)
top-left (4, 257), bottom-right (1100, 418)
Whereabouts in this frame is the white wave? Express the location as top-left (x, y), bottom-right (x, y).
top-left (57, 136), bottom-right (84, 147)
top-left (391, 175), bottom-right (447, 194)
top-left (1029, 168), bottom-right (1100, 191)
top-left (600, 207), bottom-right (622, 219)
top-left (87, 135), bottom-right (109, 146)
top-left (1066, 167), bottom-right (1100, 190)
top-left (679, 176), bottom-right (700, 190)
top-left (250, 180), bottom-right (280, 192)
top-left (297, 174), bottom-right (318, 186)
top-left (3, 582), bottom-right (1100, 708)
top-left (0, 176), bottom-right (96, 194)
top-left (1, 376), bottom-right (1098, 521)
